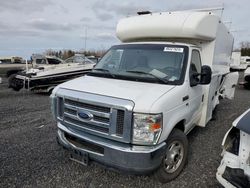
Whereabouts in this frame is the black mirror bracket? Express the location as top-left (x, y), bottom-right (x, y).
top-left (200, 65), bottom-right (212, 85)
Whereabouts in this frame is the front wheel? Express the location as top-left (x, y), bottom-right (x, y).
top-left (155, 129), bottom-right (188, 183)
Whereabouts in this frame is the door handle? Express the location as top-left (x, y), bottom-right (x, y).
top-left (182, 95), bottom-right (189, 102)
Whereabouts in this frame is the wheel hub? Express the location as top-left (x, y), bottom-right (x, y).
top-left (164, 141), bottom-right (184, 173)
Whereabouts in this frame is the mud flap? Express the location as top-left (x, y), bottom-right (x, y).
top-left (222, 166), bottom-right (250, 188)
top-left (220, 72), bottom-right (239, 99)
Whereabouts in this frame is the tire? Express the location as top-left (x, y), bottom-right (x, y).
top-left (8, 74), bottom-right (17, 88)
top-left (155, 129), bottom-right (188, 183)
top-left (8, 74), bottom-right (23, 91)
top-left (211, 106), bottom-right (218, 121)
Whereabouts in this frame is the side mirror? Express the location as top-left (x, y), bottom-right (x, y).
top-left (200, 65), bottom-right (212, 85)
top-left (97, 58), bottom-right (101, 64)
top-left (190, 72), bottom-right (200, 87)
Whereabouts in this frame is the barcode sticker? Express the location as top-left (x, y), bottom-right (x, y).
top-left (163, 47), bottom-right (184, 53)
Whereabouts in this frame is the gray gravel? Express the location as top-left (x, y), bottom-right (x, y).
top-left (1, 74), bottom-right (250, 188)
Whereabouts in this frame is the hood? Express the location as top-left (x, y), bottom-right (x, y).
top-left (232, 108), bottom-right (250, 134)
top-left (56, 75), bottom-right (175, 113)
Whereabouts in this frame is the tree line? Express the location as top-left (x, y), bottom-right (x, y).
top-left (43, 41), bottom-right (250, 59)
top-left (240, 42), bottom-right (250, 56)
top-left (44, 49), bottom-right (107, 60)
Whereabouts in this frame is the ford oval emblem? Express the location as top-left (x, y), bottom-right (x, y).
top-left (77, 111), bottom-right (93, 121)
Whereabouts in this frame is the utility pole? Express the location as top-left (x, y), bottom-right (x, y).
top-left (84, 26), bottom-right (87, 56)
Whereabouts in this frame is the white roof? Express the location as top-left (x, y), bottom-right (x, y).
top-left (116, 11), bottom-right (220, 42)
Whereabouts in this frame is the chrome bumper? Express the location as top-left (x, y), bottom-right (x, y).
top-left (57, 122), bottom-right (166, 173)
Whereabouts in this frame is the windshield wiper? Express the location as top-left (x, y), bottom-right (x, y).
top-left (92, 68), bottom-right (116, 78)
top-left (126, 70), bottom-right (168, 84)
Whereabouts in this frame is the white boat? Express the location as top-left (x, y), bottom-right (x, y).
top-left (9, 54), bottom-right (95, 92)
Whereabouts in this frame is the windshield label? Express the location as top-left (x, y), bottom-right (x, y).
top-left (163, 47), bottom-right (184, 53)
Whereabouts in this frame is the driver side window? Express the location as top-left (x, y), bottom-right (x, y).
top-left (190, 50), bottom-right (202, 81)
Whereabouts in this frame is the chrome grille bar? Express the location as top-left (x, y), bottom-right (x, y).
top-left (64, 103), bottom-right (110, 119)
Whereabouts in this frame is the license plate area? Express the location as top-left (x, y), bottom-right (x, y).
top-left (69, 149), bottom-right (89, 166)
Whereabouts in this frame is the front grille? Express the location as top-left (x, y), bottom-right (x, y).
top-left (58, 97), bottom-right (64, 117)
top-left (93, 115), bottom-right (110, 124)
top-left (64, 99), bottom-right (110, 113)
top-left (64, 116), bottom-right (109, 133)
top-left (58, 97), bottom-right (130, 142)
top-left (64, 108), bottom-right (75, 115)
top-left (116, 110), bottom-right (125, 136)
top-left (63, 104), bottom-right (110, 125)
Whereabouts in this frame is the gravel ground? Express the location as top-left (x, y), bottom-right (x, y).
top-left (1, 74), bottom-right (250, 188)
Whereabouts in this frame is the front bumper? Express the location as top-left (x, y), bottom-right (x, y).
top-left (216, 151), bottom-right (250, 188)
top-left (57, 122), bottom-right (166, 174)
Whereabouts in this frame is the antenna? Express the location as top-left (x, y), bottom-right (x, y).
top-left (177, 6), bottom-right (224, 12)
top-left (230, 29), bottom-right (249, 33)
top-left (220, 3), bottom-right (224, 18)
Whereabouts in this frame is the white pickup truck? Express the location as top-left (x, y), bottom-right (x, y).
top-left (217, 109), bottom-right (250, 187)
top-left (50, 10), bottom-right (239, 182)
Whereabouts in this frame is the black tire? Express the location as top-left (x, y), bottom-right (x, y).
top-left (155, 129), bottom-right (188, 183)
top-left (211, 106), bottom-right (218, 121)
top-left (8, 74), bottom-right (23, 91)
top-left (8, 74), bottom-right (17, 88)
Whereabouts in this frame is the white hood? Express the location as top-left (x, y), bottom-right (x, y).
top-left (56, 75), bottom-right (175, 113)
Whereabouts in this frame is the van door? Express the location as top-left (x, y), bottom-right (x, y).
top-left (221, 72), bottom-right (239, 99)
top-left (186, 49), bottom-right (204, 130)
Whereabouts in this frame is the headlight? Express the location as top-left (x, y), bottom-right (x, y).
top-left (132, 113), bottom-right (162, 145)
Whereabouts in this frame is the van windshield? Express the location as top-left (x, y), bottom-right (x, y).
top-left (89, 44), bottom-right (189, 85)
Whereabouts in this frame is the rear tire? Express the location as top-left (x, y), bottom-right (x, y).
top-left (8, 74), bottom-right (23, 91)
top-left (155, 129), bottom-right (188, 183)
top-left (8, 74), bottom-right (16, 88)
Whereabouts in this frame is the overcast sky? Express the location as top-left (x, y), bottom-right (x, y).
top-left (0, 0), bottom-right (249, 58)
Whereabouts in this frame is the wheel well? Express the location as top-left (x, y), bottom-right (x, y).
top-left (47, 86), bottom-right (55, 93)
top-left (174, 120), bottom-right (185, 132)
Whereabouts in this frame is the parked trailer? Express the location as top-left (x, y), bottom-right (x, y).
top-left (51, 10), bottom-right (238, 182)
top-left (230, 52), bottom-right (247, 71)
top-left (241, 56), bottom-right (250, 65)
top-left (0, 56), bottom-right (28, 77)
